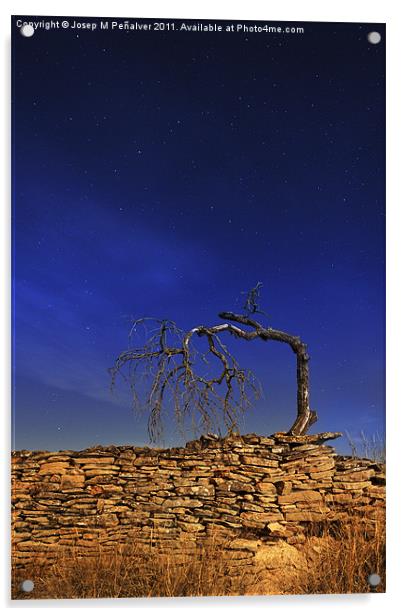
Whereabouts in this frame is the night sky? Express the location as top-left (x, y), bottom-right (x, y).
top-left (12, 16), bottom-right (385, 453)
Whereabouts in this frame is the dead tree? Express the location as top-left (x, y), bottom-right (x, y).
top-left (110, 290), bottom-right (317, 442)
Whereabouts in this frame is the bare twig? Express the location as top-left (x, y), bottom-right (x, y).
top-left (110, 287), bottom-right (317, 442)
top-left (110, 318), bottom-right (261, 442)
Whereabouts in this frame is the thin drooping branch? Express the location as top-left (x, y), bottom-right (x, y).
top-left (110, 317), bottom-right (261, 442)
top-left (110, 306), bottom-right (317, 441)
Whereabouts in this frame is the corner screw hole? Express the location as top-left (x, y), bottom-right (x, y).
top-left (20, 24), bottom-right (35, 37)
top-left (20, 579), bottom-right (34, 593)
top-left (368, 573), bottom-right (381, 591)
top-left (367, 31), bottom-right (381, 45)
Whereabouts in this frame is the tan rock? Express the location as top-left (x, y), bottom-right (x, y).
top-left (38, 462), bottom-right (70, 475)
top-left (331, 493), bottom-right (353, 504)
top-left (267, 522), bottom-right (293, 538)
top-left (285, 511), bottom-right (328, 522)
top-left (240, 511), bottom-right (284, 526)
top-left (162, 498), bottom-right (204, 508)
top-left (222, 472), bottom-right (254, 483)
top-left (87, 484), bottom-right (105, 495)
top-left (120, 511), bottom-right (149, 523)
top-left (176, 485), bottom-right (215, 497)
top-left (221, 551), bottom-right (254, 564)
top-left (60, 474), bottom-right (85, 489)
top-left (158, 459), bottom-right (177, 468)
top-left (72, 457), bottom-right (116, 465)
top-left (241, 502), bottom-right (265, 513)
top-left (133, 457), bottom-right (159, 466)
top-left (84, 468), bottom-right (120, 477)
top-left (255, 481), bottom-right (276, 494)
top-left (259, 437), bottom-right (276, 446)
top-left (15, 540), bottom-right (50, 551)
top-left (220, 454), bottom-right (241, 465)
top-left (95, 513), bottom-right (119, 527)
top-left (274, 480), bottom-right (292, 495)
top-left (332, 481), bottom-right (372, 490)
top-left (227, 481), bottom-right (256, 493)
top-left (177, 522), bottom-right (205, 532)
top-left (255, 495), bottom-right (278, 506)
top-left (367, 486), bottom-right (386, 498)
top-left (12, 532), bottom-right (32, 542)
top-left (152, 518), bottom-right (176, 528)
top-left (306, 458), bottom-right (335, 469)
top-left (338, 472), bottom-right (377, 484)
top-left (309, 470), bottom-right (334, 480)
top-left (271, 432), bottom-right (341, 443)
top-left (229, 538), bottom-right (260, 552)
top-left (278, 490), bottom-right (323, 504)
top-left (240, 456), bottom-right (279, 468)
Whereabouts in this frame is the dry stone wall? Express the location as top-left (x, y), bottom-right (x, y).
top-left (12, 432), bottom-right (385, 570)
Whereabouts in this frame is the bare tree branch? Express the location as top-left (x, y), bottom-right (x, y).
top-left (110, 289), bottom-right (317, 442)
top-left (110, 317), bottom-right (261, 443)
top-left (218, 311), bottom-right (317, 435)
top-left (241, 281), bottom-right (265, 316)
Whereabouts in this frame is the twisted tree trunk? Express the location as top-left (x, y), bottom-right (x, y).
top-left (218, 312), bottom-right (317, 436)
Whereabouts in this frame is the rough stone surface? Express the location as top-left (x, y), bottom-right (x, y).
top-left (11, 432), bottom-right (385, 578)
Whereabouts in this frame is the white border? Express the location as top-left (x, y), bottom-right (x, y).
top-left (1, 1), bottom-right (401, 614)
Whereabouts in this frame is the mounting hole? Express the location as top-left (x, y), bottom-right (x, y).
top-left (20, 579), bottom-right (34, 593)
top-left (367, 31), bottom-right (381, 45)
top-left (20, 24), bottom-right (35, 37)
top-left (368, 573), bottom-right (381, 587)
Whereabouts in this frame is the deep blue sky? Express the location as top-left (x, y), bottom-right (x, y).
top-left (12, 17), bottom-right (385, 453)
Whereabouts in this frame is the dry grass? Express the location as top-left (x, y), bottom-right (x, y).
top-left (295, 515), bottom-right (386, 594)
top-left (12, 536), bottom-right (248, 600)
top-left (12, 515), bottom-right (385, 599)
top-left (345, 430), bottom-right (386, 464)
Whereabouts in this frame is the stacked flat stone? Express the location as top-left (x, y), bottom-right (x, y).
top-left (11, 432), bottom-right (385, 570)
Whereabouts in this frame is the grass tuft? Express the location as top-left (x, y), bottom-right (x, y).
top-left (12, 514), bottom-right (385, 599)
